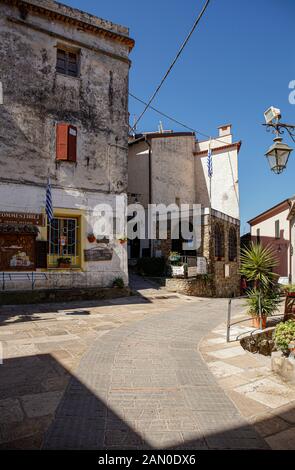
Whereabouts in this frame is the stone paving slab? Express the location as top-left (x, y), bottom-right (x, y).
top-left (43, 295), bottom-right (268, 450)
top-left (199, 318), bottom-right (295, 450)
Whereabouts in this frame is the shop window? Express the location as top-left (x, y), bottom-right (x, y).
top-left (56, 123), bottom-right (77, 162)
top-left (228, 227), bottom-right (237, 261)
top-left (214, 223), bottom-right (224, 259)
top-left (56, 48), bottom-right (79, 77)
top-left (47, 217), bottom-right (80, 268)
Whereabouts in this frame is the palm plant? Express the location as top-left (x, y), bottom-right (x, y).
top-left (245, 288), bottom-right (280, 318)
top-left (240, 243), bottom-right (278, 290)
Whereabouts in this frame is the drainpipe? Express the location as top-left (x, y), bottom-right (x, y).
top-left (145, 137), bottom-right (152, 255)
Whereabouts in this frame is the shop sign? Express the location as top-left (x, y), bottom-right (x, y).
top-left (0, 211), bottom-right (44, 226)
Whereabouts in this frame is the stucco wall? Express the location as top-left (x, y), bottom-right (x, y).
top-left (250, 208), bottom-right (290, 277)
top-left (0, 1), bottom-right (132, 287)
top-left (195, 145), bottom-right (239, 220)
top-left (0, 1), bottom-right (130, 192)
top-left (151, 135), bottom-right (196, 206)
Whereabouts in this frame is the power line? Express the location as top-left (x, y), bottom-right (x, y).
top-left (130, 0), bottom-right (211, 132)
top-left (129, 92), bottom-right (233, 147)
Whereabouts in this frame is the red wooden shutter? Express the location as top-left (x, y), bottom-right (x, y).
top-left (68, 125), bottom-right (77, 162)
top-left (56, 123), bottom-right (69, 160)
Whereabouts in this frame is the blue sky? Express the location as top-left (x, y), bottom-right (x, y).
top-left (62, 0), bottom-right (295, 233)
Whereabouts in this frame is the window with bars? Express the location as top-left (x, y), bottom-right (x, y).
top-left (214, 224), bottom-right (224, 259)
top-left (56, 48), bottom-right (79, 77)
top-left (47, 217), bottom-right (80, 267)
top-left (228, 227), bottom-right (237, 261)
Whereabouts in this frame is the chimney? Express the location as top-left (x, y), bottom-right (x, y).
top-left (218, 124), bottom-right (232, 138)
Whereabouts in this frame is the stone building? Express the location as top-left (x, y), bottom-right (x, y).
top-left (128, 125), bottom-right (241, 297)
top-left (0, 0), bottom-right (134, 289)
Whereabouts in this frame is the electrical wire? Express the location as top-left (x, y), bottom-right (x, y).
top-left (129, 92), bottom-right (234, 147)
top-left (130, 0), bottom-right (211, 132)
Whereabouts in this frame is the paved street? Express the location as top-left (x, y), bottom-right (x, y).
top-left (0, 276), bottom-right (281, 449)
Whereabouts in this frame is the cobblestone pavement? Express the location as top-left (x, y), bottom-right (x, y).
top-left (42, 278), bottom-right (267, 450)
top-left (0, 277), bottom-right (269, 449)
top-left (199, 317), bottom-right (295, 450)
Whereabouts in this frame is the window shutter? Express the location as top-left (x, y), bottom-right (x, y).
top-left (68, 125), bottom-right (77, 162)
top-left (56, 123), bottom-right (69, 160)
top-left (35, 240), bottom-right (48, 268)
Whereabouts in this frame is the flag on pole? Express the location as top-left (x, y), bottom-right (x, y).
top-left (46, 177), bottom-right (54, 224)
top-left (207, 140), bottom-right (213, 178)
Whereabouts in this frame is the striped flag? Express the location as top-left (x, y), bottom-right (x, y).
top-left (46, 178), bottom-right (54, 224)
top-left (207, 141), bottom-right (213, 178)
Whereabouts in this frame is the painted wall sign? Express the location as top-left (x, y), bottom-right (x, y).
top-left (0, 233), bottom-right (36, 271)
top-left (197, 257), bottom-right (207, 275)
top-left (0, 212), bottom-right (44, 226)
top-left (84, 247), bottom-right (113, 262)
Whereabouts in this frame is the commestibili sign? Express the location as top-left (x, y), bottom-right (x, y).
top-left (0, 211), bottom-right (45, 226)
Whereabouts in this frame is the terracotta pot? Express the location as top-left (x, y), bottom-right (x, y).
top-left (87, 235), bottom-right (96, 243)
top-left (252, 316), bottom-right (267, 329)
top-left (58, 263), bottom-right (71, 269)
top-left (119, 239), bottom-right (126, 245)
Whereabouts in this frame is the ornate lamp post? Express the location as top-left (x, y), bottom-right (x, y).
top-left (263, 107), bottom-right (294, 174)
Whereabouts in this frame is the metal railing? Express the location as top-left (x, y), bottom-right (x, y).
top-left (226, 294), bottom-right (284, 343)
top-left (1, 272), bottom-right (48, 291)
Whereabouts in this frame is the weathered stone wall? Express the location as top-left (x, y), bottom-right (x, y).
top-left (206, 214), bottom-right (240, 297)
top-left (0, 1), bottom-right (133, 287)
top-left (152, 276), bottom-right (213, 297)
top-left (0, 1), bottom-right (130, 191)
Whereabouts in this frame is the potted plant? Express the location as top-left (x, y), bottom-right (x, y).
top-left (274, 320), bottom-right (295, 355)
top-left (117, 236), bottom-right (127, 245)
top-left (87, 233), bottom-right (96, 243)
top-left (112, 277), bottom-right (125, 288)
top-left (245, 288), bottom-right (280, 329)
top-left (57, 257), bottom-right (71, 269)
top-left (240, 243), bottom-right (278, 290)
top-left (168, 251), bottom-right (181, 263)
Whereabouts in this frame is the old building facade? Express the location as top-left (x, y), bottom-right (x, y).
top-left (128, 125), bottom-right (241, 297)
top-left (0, 0), bottom-right (134, 289)
top-left (248, 197), bottom-right (295, 283)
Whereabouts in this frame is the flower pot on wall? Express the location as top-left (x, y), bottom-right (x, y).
top-left (87, 234), bottom-right (96, 243)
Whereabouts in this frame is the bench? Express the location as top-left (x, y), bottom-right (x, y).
top-left (0, 272), bottom-right (48, 290)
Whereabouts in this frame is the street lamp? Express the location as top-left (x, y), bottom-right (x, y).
top-left (265, 136), bottom-right (293, 174)
top-left (263, 106), bottom-right (295, 174)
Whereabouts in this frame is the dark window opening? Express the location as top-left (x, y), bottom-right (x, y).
top-left (256, 228), bottom-right (261, 244)
top-left (275, 220), bottom-right (280, 239)
top-left (215, 224), bottom-right (224, 259)
top-left (228, 227), bottom-right (237, 261)
top-left (56, 48), bottom-right (79, 77)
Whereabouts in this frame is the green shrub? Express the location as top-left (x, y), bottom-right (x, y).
top-left (245, 288), bottom-right (280, 317)
top-left (240, 243), bottom-right (278, 290)
top-left (274, 320), bottom-right (295, 354)
top-left (112, 277), bottom-right (125, 288)
top-left (283, 284), bottom-right (295, 293)
top-left (137, 257), bottom-right (166, 277)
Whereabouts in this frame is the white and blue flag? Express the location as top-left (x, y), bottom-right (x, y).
top-left (207, 141), bottom-right (213, 178)
top-left (46, 178), bottom-right (54, 224)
